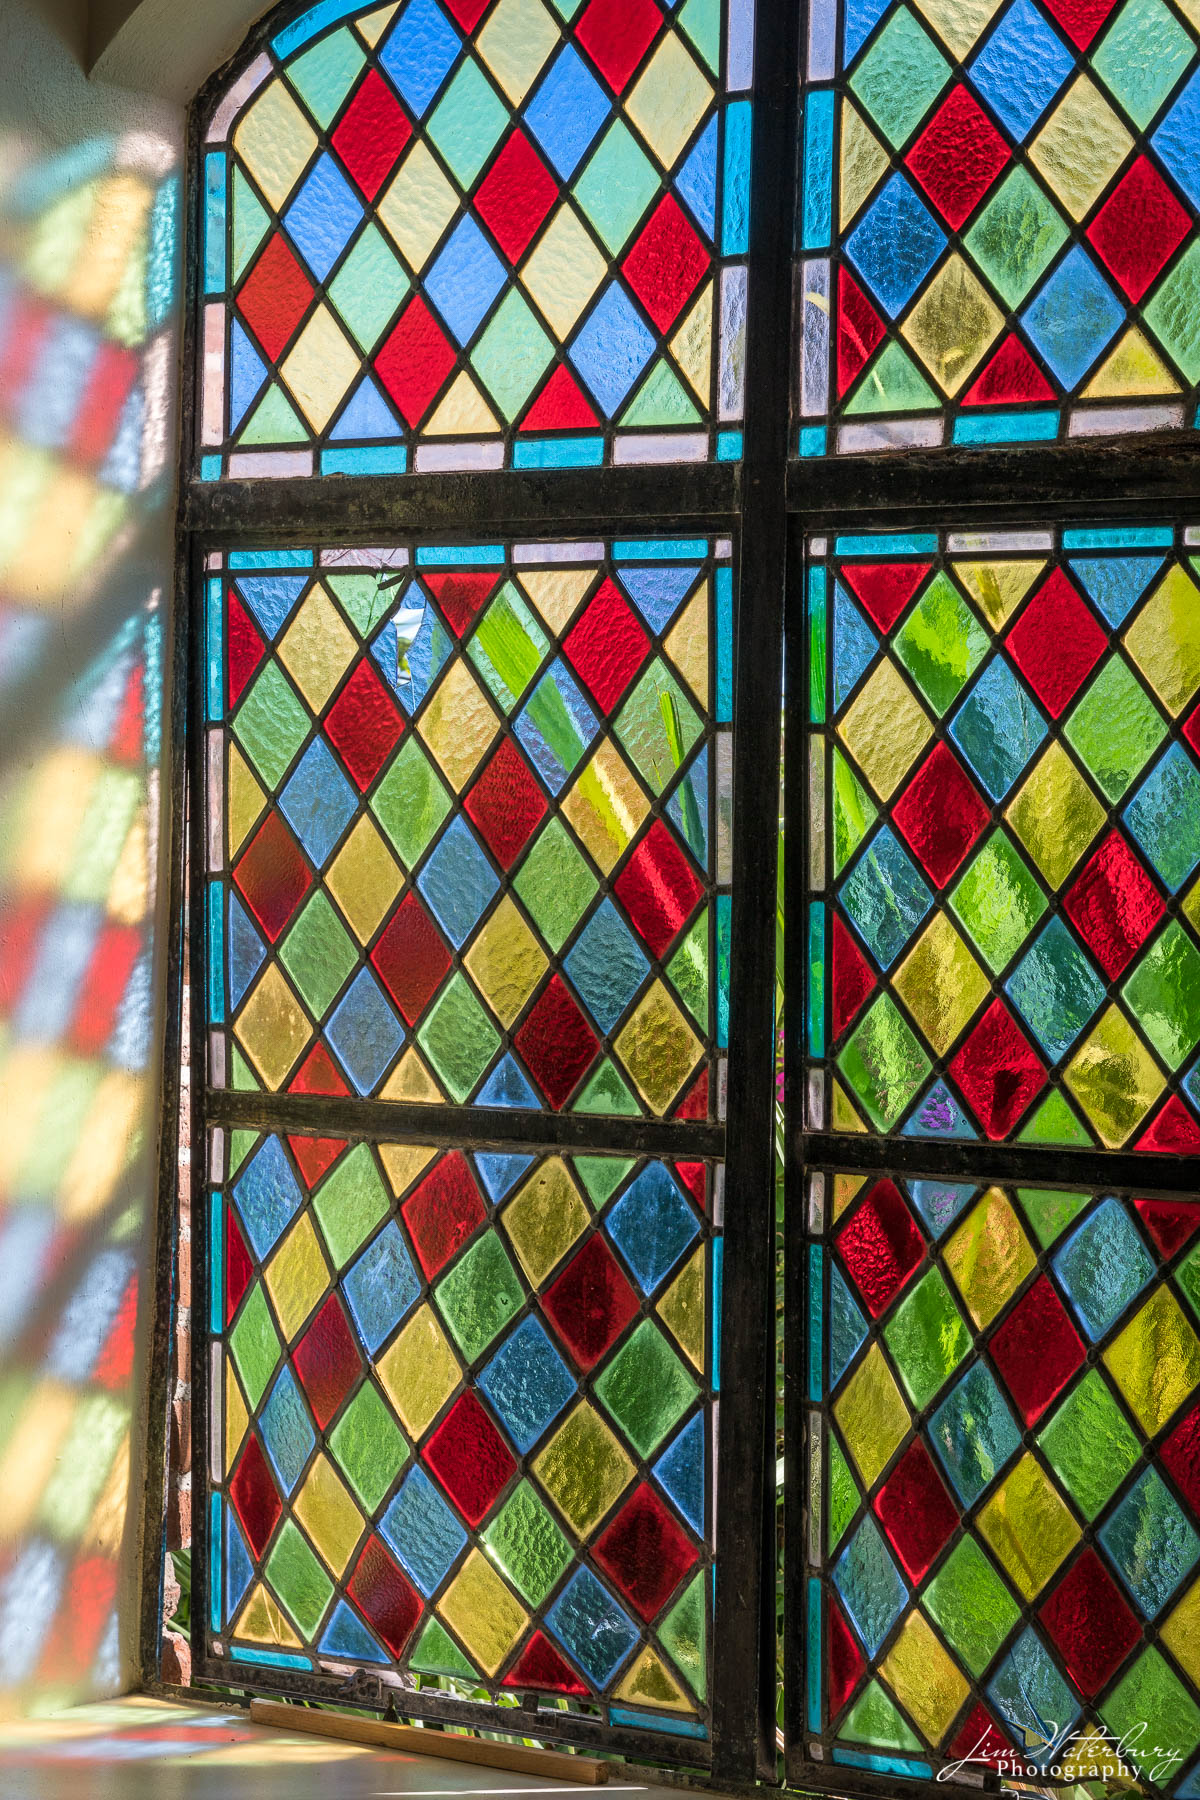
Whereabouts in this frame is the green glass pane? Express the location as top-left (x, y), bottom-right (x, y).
top-left (882, 1267), bottom-right (970, 1409)
top-left (922, 1537), bottom-right (1020, 1678)
top-left (841, 1679), bottom-right (923, 1750)
top-left (573, 1059), bottom-right (641, 1115)
top-left (370, 737), bottom-right (452, 870)
top-left (615, 661), bottom-right (704, 797)
top-left (470, 290), bottom-right (555, 421)
top-left (265, 1518), bottom-right (334, 1639)
top-left (286, 27), bottom-right (365, 128)
top-left (573, 121), bottom-right (659, 254)
top-left (1101, 1648), bottom-right (1200, 1774)
top-left (468, 582), bottom-right (549, 712)
top-left (312, 1144), bottom-right (389, 1268)
top-left (328, 1382), bottom-right (408, 1513)
top-left (435, 1232), bottom-right (524, 1361)
top-left (230, 1129), bottom-right (257, 1176)
top-left (846, 9), bottom-right (949, 149)
top-left (279, 890), bottom-right (357, 1017)
top-left (836, 992), bottom-right (931, 1130)
top-left (428, 60), bottom-right (508, 187)
top-left (1036, 1369), bottom-right (1141, 1522)
top-left (482, 1480), bottom-right (570, 1606)
top-left (410, 1616), bottom-right (477, 1678)
top-left (950, 830), bottom-right (1046, 974)
top-left (594, 1320), bottom-right (698, 1458)
top-left (833, 748), bottom-right (878, 876)
top-left (574, 1155), bottom-right (634, 1205)
top-left (326, 571), bottom-right (392, 638)
top-left (963, 168), bottom-right (1069, 310)
top-left (1145, 242), bottom-right (1200, 386)
top-left (232, 166), bottom-right (270, 284)
top-left (1016, 1089), bottom-right (1093, 1146)
top-left (660, 1570), bottom-right (706, 1700)
top-left (892, 572), bottom-right (989, 717)
top-left (829, 1432), bottom-right (860, 1552)
top-left (235, 664), bottom-right (310, 790)
top-left (229, 1282), bottom-right (281, 1408)
top-left (666, 909), bottom-right (709, 1029)
top-left (1180, 1241), bottom-right (1200, 1322)
top-left (328, 224), bottom-right (409, 353)
top-left (418, 972), bottom-right (501, 1101)
top-left (1014, 1187), bottom-right (1090, 1250)
top-left (1064, 656), bottom-right (1167, 803)
top-left (1120, 920), bottom-right (1200, 1070)
top-left (513, 820), bottom-right (597, 954)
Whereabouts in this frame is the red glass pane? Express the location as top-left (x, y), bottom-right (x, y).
top-left (1162, 1404), bottom-right (1200, 1514)
top-left (514, 975), bottom-right (599, 1109)
top-left (1041, 0), bottom-right (1119, 49)
top-left (673, 1066), bottom-right (709, 1119)
top-left (832, 909), bottom-right (876, 1037)
top-left (1038, 1548), bottom-right (1140, 1697)
top-left (840, 561), bottom-right (930, 633)
top-left (1005, 569), bottom-right (1107, 719)
top-left (575, 0), bottom-right (662, 93)
top-left (542, 1234), bottom-right (640, 1370)
top-left (422, 568), bottom-right (502, 638)
top-left (836, 266), bottom-right (885, 399)
top-left (622, 195), bottom-right (709, 335)
top-left (473, 130), bottom-right (558, 264)
top-left (236, 234), bottom-right (313, 362)
top-left (989, 1275), bottom-right (1085, 1425)
top-left (1086, 156), bottom-right (1190, 303)
top-left (1132, 1198), bottom-right (1200, 1260)
top-left (371, 891), bottom-right (452, 1026)
top-left (233, 812), bottom-right (313, 944)
top-left (324, 660), bottom-right (404, 792)
top-left (593, 1482), bottom-right (698, 1620)
top-left (502, 1630), bottom-right (589, 1695)
top-left (424, 1390), bottom-right (517, 1527)
top-left (962, 334), bottom-right (1056, 406)
top-left (331, 69), bottom-right (412, 202)
top-left (347, 1536), bottom-right (422, 1658)
top-left (290, 1042), bottom-right (351, 1095)
top-left (562, 579), bottom-right (651, 713)
top-left (873, 1438), bottom-right (958, 1581)
top-left (905, 86), bottom-right (1009, 231)
top-left (464, 739), bottom-right (548, 870)
top-left (288, 1134), bottom-right (348, 1187)
top-left (947, 1702), bottom-right (1015, 1770)
top-left (1136, 1093), bottom-right (1200, 1152)
top-left (613, 820), bottom-right (704, 958)
top-left (293, 1294), bottom-right (361, 1429)
top-left (374, 296), bottom-right (456, 428)
top-left (226, 1204), bottom-right (253, 1325)
top-left (520, 364), bottom-right (599, 431)
top-left (833, 1177), bottom-right (925, 1317)
top-left (401, 1152), bottom-right (487, 1281)
top-left (229, 1433), bottom-right (283, 1559)
top-left (892, 741), bottom-right (989, 889)
top-left (227, 587), bottom-right (266, 707)
top-left (949, 999), bottom-right (1046, 1140)
top-left (828, 1596), bottom-right (865, 1717)
top-left (674, 1161), bottom-right (705, 1207)
top-left (1063, 830), bottom-right (1165, 980)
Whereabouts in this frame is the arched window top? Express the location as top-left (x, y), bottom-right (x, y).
top-left (198, 0), bottom-right (754, 480)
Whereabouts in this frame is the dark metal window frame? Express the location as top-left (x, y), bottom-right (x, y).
top-left (142, 0), bottom-right (799, 1783)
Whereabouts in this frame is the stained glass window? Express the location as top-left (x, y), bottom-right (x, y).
top-left (209, 1130), bottom-right (718, 1716)
top-left (198, 0), bottom-right (753, 479)
top-left (806, 524), bottom-right (1200, 1152)
top-left (802, 1167), bottom-right (1200, 1783)
top-left (795, 0), bottom-right (1200, 452)
top-left (207, 537), bottom-right (731, 1116)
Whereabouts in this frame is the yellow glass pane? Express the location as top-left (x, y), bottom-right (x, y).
top-left (838, 659), bottom-right (932, 800)
top-left (501, 1158), bottom-right (589, 1287)
top-left (627, 34), bottom-right (713, 166)
top-left (463, 895), bottom-right (547, 1028)
top-left (234, 1582), bottom-right (302, 1647)
top-left (832, 1343), bottom-right (909, 1488)
top-left (294, 1454), bottom-right (365, 1578)
top-left (977, 1453), bottom-right (1080, 1598)
top-left (893, 914), bottom-right (988, 1057)
top-left (234, 964), bottom-right (311, 1089)
top-left (952, 560), bottom-right (1044, 630)
top-left (657, 1245), bottom-right (705, 1370)
top-left (614, 981), bottom-right (702, 1115)
top-left (881, 1612), bottom-right (969, 1745)
top-left (833, 1174), bottom-right (866, 1220)
top-left (664, 582), bottom-right (709, 710)
top-left (521, 204), bottom-right (606, 341)
top-left (1162, 1577), bottom-right (1200, 1687)
top-left (913, 0), bottom-right (1002, 54)
top-left (326, 817), bottom-right (402, 943)
top-left (264, 1213), bottom-right (329, 1342)
top-left (438, 1550), bottom-right (529, 1677)
top-left (614, 1647), bottom-right (694, 1713)
top-left (419, 660), bottom-right (499, 792)
top-left (1083, 328), bottom-right (1179, 399)
top-left (670, 284), bottom-right (713, 405)
top-left (426, 371), bottom-right (500, 435)
top-left (1123, 564), bottom-right (1200, 716)
top-left (228, 743), bottom-right (266, 860)
top-left (233, 80), bottom-right (317, 211)
top-left (517, 567), bottom-right (597, 635)
top-left (832, 1080), bottom-right (866, 1133)
top-left (942, 1187), bottom-right (1036, 1329)
top-left (225, 1358), bottom-right (249, 1472)
top-left (377, 1303), bottom-right (460, 1438)
top-left (1029, 76), bottom-right (1133, 221)
top-left (900, 254), bottom-right (1003, 397)
top-left (562, 741), bottom-right (650, 875)
top-left (1005, 743), bottom-right (1104, 889)
top-left (356, 2), bottom-right (398, 45)
top-left (476, 0), bottom-right (558, 102)
top-left (1103, 1286), bottom-right (1200, 1436)
top-left (378, 1143), bottom-right (437, 1197)
top-left (840, 98), bottom-right (889, 230)
top-left (278, 585), bottom-right (356, 713)
top-left (1065, 1005), bottom-right (1165, 1147)
top-left (378, 142), bottom-right (457, 272)
top-left (1183, 877), bottom-right (1200, 936)
top-left (280, 306), bottom-right (360, 433)
top-left (533, 1402), bottom-right (634, 1537)
top-left (380, 1046), bottom-right (444, 1103)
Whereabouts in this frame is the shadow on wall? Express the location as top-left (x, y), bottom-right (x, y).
top-left (0, 119), bottom-right (177, 1712)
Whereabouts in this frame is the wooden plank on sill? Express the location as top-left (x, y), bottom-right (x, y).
top-left (248, 1698), bottom-right (610, 1784)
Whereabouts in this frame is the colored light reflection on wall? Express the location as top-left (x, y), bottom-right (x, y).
top-left (0, 123), bottom-right (176, 1712)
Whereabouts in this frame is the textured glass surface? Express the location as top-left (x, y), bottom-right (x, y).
top-left (809, 1172), bottom-right (1200, 1787)
top-left (209, 1131), bottom-right (715, 1720)
top-left (206, 536), bottom-right (732, 1117)
top-left (794, 0), bottom-right (1200, 452)
top-left (201, 0), bottom-right (754, 477)
top-left (810, 523), bottom-right (1200, 1151)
